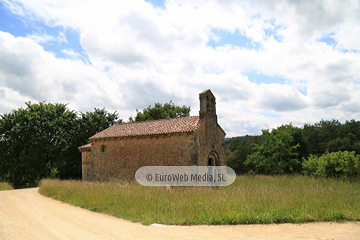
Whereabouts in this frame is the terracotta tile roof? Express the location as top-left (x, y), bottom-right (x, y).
top-left (78, 143), bottom-right (91, 149)
top-left (89, 116), bottom-right (204, 140)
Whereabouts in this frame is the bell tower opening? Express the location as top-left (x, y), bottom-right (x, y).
top-left (199, 89), bottom-right (216, 119)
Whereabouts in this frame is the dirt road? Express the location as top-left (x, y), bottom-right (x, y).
top-left (0, 188), bottom-right (359, 240)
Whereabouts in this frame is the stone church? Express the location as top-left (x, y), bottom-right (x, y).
top-left (78, 89), bottom-right (226, 181)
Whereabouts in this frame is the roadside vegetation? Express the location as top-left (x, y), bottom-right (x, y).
top-left (39, 176), bottom-right (360, 225)
top-left (0, 182), bottom-right (14, 191)
top-left (226, 120), bottom-right (360, 179)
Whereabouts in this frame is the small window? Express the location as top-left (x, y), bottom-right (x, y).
top-left (101, 145), bottom-right (106, 152)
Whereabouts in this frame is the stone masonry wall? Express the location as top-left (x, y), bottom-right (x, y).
top-left (197, 89), bottom-right (226, 166)
top-left (195, 120), bottom-right (226, 166)
top-left (80, 149), bottom-right (92, 181)
top-left (90, 132), bottom-right (197, 181)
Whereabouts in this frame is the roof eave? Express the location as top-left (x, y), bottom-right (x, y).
top-left (89, 129), bottom-right (199, 141)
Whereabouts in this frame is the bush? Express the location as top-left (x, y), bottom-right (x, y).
top-left (302, 151), bottom-right (360, 178)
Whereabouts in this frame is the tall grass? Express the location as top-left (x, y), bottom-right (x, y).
top-left (39, 175), bottom-right (360, 225)
top-left (0, 182), bottom-right (14, 191)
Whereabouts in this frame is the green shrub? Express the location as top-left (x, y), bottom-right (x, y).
top-left (302, 151), bottom-right (360, 178)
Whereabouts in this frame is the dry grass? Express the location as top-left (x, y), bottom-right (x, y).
top-left (39, 175), bottom-right (360, 225)
top-left (0, 182), bottom-right (14, 191)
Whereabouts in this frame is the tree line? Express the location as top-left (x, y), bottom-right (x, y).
top-left (226, 120), bottom-right (360, 178)
top-left (2, 99), bottom-right (358, 187)
top-left (0, 101), bottom-right (190, 187)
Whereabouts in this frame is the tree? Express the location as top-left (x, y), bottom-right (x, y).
top-left (75, 108), bottom-right (121, 147)
top-left (129, 101), bottom-right (190, 122)
top-left (302, 123), bottom-right (321, 156)
top-left (302, 119), bottom-right (360, 156)
top-left (342, 120), bottom-right (360, 155)
top-left (226, 135), bottom-right (263, 174)
top-left (0, 102), bottom-right (121, 187)
top-left (318, 119), bottom-right (342, 153)
top-left (227, 119), bottom-right (360, 175)
top-left (58, 108), bottom-right (121, 179)
top-left (227, 140), bottom-right (253, 174)
top-left (245, 124), bottom-right (301, 174)
top-left (0, 102), bottom-right (78, 187)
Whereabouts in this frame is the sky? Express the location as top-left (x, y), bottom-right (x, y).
top-left (0, 0), bottom-right (360, 137)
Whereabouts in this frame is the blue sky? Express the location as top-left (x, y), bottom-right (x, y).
top-left (246, 71), bottom-right (288, 84)
top-left (0, 3), bottom-right (87, 61)
top-left (145, 0), bottom-right (166, 9)
top-left (207, 29), bottom-right (261, 50)
top-left (0, 0), bottom-right (360, 137)
top-left (318, 32), bottom-right (337, 47)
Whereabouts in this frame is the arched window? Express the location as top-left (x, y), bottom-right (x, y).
top-left (207, 151), bottom-right (220, 166)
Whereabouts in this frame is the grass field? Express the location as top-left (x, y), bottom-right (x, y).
top-left (0, 182), bottom-right (14, 191)
top-left (39, 175), bottom-right (360, 225)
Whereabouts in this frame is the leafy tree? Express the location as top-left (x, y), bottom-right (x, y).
top-left (0, 102), bottom-right (77, 187)
top-left (245, 124), bottom-right (300, 174)
top-left (302, 123), bottom-right (321, 156)
top-left (302, 119), bottom-right (360, 156)
top-left (227, 119), bottom-right (360, 175)
top-left (318, 119), bottom-right (342, 153)
top-left (228, 138), bottom-right (242, 152)
top-left (226, 136), bottom-right (263, 174)
top-left (75, 108), bottom-right (121, 147)
top-left (227, 141), bottom-right (252, 174)
top-left (129, 101), bottom-right (190, 122)
top-left (327, 137), bottom-right (352, 153)
top-left (59, 108), bottom-right (121, 179)
top-left (342, 120), bottom-right (360, 155)
top-left (0, 103), bottom-right (120, 187)
top-left (292, 127), bottom-right (308, 160)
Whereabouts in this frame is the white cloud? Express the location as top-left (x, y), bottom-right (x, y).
top-left (0, 31), bottom-right (121, 111)
top-left (1, 0), bottom-right (360, 136)
top-left (27, 31), bottom-right (67, 44)
top-left (258, 83), bottom-right (309, 111)
top-left (61, 49), bottom-right (80, 58)
top-left (27, 33), bottom-right (55, 43)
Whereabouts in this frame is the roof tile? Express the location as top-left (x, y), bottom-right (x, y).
top-left (78, 143), bottom-right (91, 149)
top-left (89, 116), bottom-right (204, 140)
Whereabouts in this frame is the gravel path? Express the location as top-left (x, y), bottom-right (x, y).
top-left (0, 188), bottom-right (359, 240)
